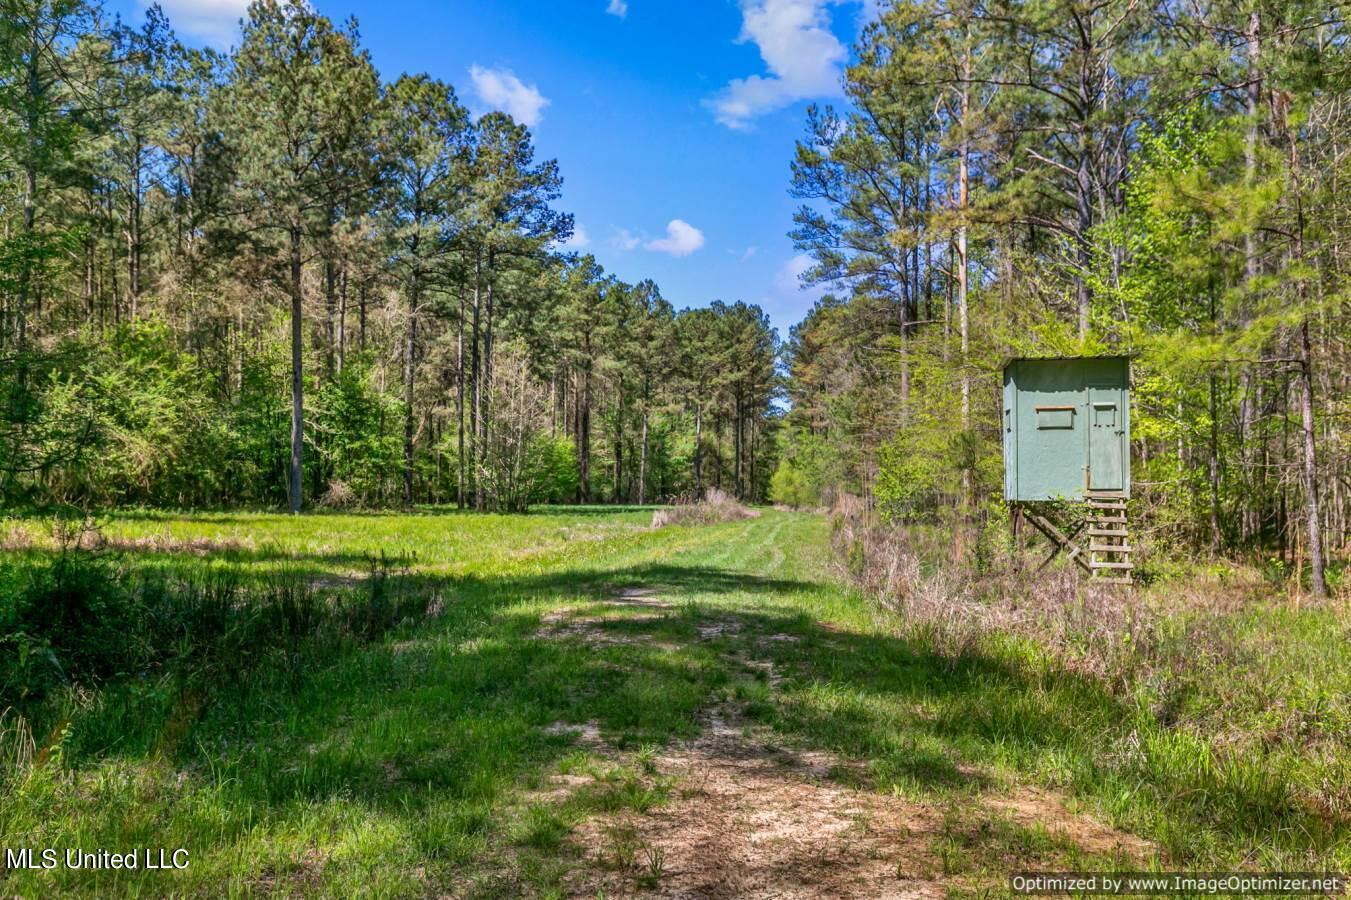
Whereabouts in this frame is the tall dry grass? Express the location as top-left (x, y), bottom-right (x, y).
top-left (830, 499), bottom-right (1273, 690)
top-left (0, 708), bottom-right (35, 789)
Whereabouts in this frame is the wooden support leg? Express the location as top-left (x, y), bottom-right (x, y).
top-left (1023, 510), bottom-right (1092, 575)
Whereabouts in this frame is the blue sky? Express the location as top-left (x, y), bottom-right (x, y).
top-left (108, 0), bottom-right (878, 340)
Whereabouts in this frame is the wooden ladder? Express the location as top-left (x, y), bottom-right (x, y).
top-left (1086, 493), bottom-right (1133, 585)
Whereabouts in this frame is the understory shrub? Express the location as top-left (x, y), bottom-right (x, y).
top-left (768, 459), bottom-right (818, 509)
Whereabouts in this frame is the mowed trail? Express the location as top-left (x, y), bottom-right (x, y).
top-left (9, 508), bottom-right (1156, 897)
top-left (536, 512), bottom-right (1153, 898)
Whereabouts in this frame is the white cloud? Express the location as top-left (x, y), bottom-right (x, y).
top-left (610, 228), bottom-right (642, 251)
top-left (775, 253), bottom-right (818, 294)
top-left (759, 253), bottom-right (828, 329)
top-left (707, 0), bottom-right (849, 130)
top-left (858, 0), bottom-right (884, 25)
top-left (557, 224), bottom-right (590, 250)
top-left (468, 65), bottom-right (550, 128)
top-left (606, 0), bottom-right (628, 18)
top-left (146, 0), bottom-right (247, 45)
top-left (645, 220), bottom-right (706, 257)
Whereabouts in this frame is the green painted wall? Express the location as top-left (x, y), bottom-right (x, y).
top-left (1002, 357), bottom-right (1130, 501)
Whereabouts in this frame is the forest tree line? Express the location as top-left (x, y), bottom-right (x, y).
top-left (772, 0), bottom-right (1351, 594)
top-left (0, 0), bottom-right (779, 512)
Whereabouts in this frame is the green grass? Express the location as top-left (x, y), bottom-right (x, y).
top-left (1, 508), bottom-right (1348, 896)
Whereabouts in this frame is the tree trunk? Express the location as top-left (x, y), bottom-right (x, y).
top-left (324, 254), bottom-right (338, 378)
top-left (457, 289), bottom-right (466, 510)
top-left (1238, 9), bottom-right (1261, 542)
top-left (693, 403), bottom-right (703, 494)
top-left (1074, 38), bottom-right (1094, 340)
top-left (715, 417), bottom-right (723, 490)
top-left (471, 253), bottom-right (483, 509)
top-left (958, 42), bottom-right (971, 429)
top-left (1208, 374), bottom-right (1222, 551)
top-left (748, 420), bottom-right (756, 502)
top-left (614, 378), bottom-right (624, 501)
top-left (734, 390), bottom-right (744, 498)
top-left (898, 300), bottom-right (910, 422)
top-left (403, 275), bottom-right (419, 508)
top-left (1299, 321), bottom-right (1327, 597)
top-left (127, 145), bottom-right (142, 319)
top-left (477, 251), bottom-right (496, 511)
top-left (957, 39), bottom-right (972, 507)
top-left (288, 224), bottom-right (305, 514)
top-left (358, 282), bottom-right (368, 352)
top-left (337, 263), bottom-right (347, 375)
top-left (1075, 156), bottom-right (1093, 340)
top-left (17, 163), bottom-right (36, 353)
top-left (579, 364), bottom-right (592, 503)
top-left (638, 401), bottom-right (649, 505)
top-left (1284, 94), bottom-right (1327, 597)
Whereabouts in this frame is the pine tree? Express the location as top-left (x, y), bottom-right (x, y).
top-left (221, 0), bottom-right (378, 513)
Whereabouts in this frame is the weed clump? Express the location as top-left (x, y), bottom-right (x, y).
top-left (651, 488), bottom-right (758, 528)
top-left (0, 535), bottom-right (429, 786)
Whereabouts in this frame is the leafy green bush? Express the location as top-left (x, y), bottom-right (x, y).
top-left (44, 321), bottom-right (231, 506)
top-left (769, 459), bottom-right (817, 509)
top-left (874, 429), bottom-right (955, 522)
top-left (527, 435), bottom-right (580, 505)
top-left (312, 358), bottom-right (404, 505)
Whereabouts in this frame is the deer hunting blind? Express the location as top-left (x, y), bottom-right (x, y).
top-left (1002, 356), bottom-right (1134, 584)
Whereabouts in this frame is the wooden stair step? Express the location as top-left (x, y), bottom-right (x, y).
top-left (1086, 500), bottom-right (1127, 508)
top-left (1091, 576), bottom-right (1134, 585)
top-left (1090, 544), bottom-right (1133, 553)
top-left (1089, 560), bottom-right (1134, 569)
top-left (1087, 527), bottom-right (1128, 536)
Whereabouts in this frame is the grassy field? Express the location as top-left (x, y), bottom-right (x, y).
top-left (1, 507), bottom-right (1348, 896)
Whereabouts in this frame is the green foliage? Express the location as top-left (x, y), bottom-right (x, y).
top-left (56, 321), bottom-right (227, 505)
top-left (0, 348), bottom-right (97, 508)
top-left (312, 358), bottom-right (403, 505)
top-left (768, 459), bottom-right (815, 509)
top-left (527, 435), bottom-right (580, 505)
top-left (2, 547), bottom-right (134, 699)
top-left (874, 428), bottom-right (955, 523)
top-left (229, 344), bottom-right (291, 507)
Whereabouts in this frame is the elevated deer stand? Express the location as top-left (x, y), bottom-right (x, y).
top-left (1003, 356), bottom-right (1135, 585)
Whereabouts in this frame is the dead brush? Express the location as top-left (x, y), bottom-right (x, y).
top-left (830, 507), bottom-right (1261, 691)
top-left (105, 534), bottom-right (257, 556)
top-left (318, 479), bottom-right (357, 509)
top-left (652, 487), bottom-right (759, 528)
top-left (0, 520), bottom-right (36, 551)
